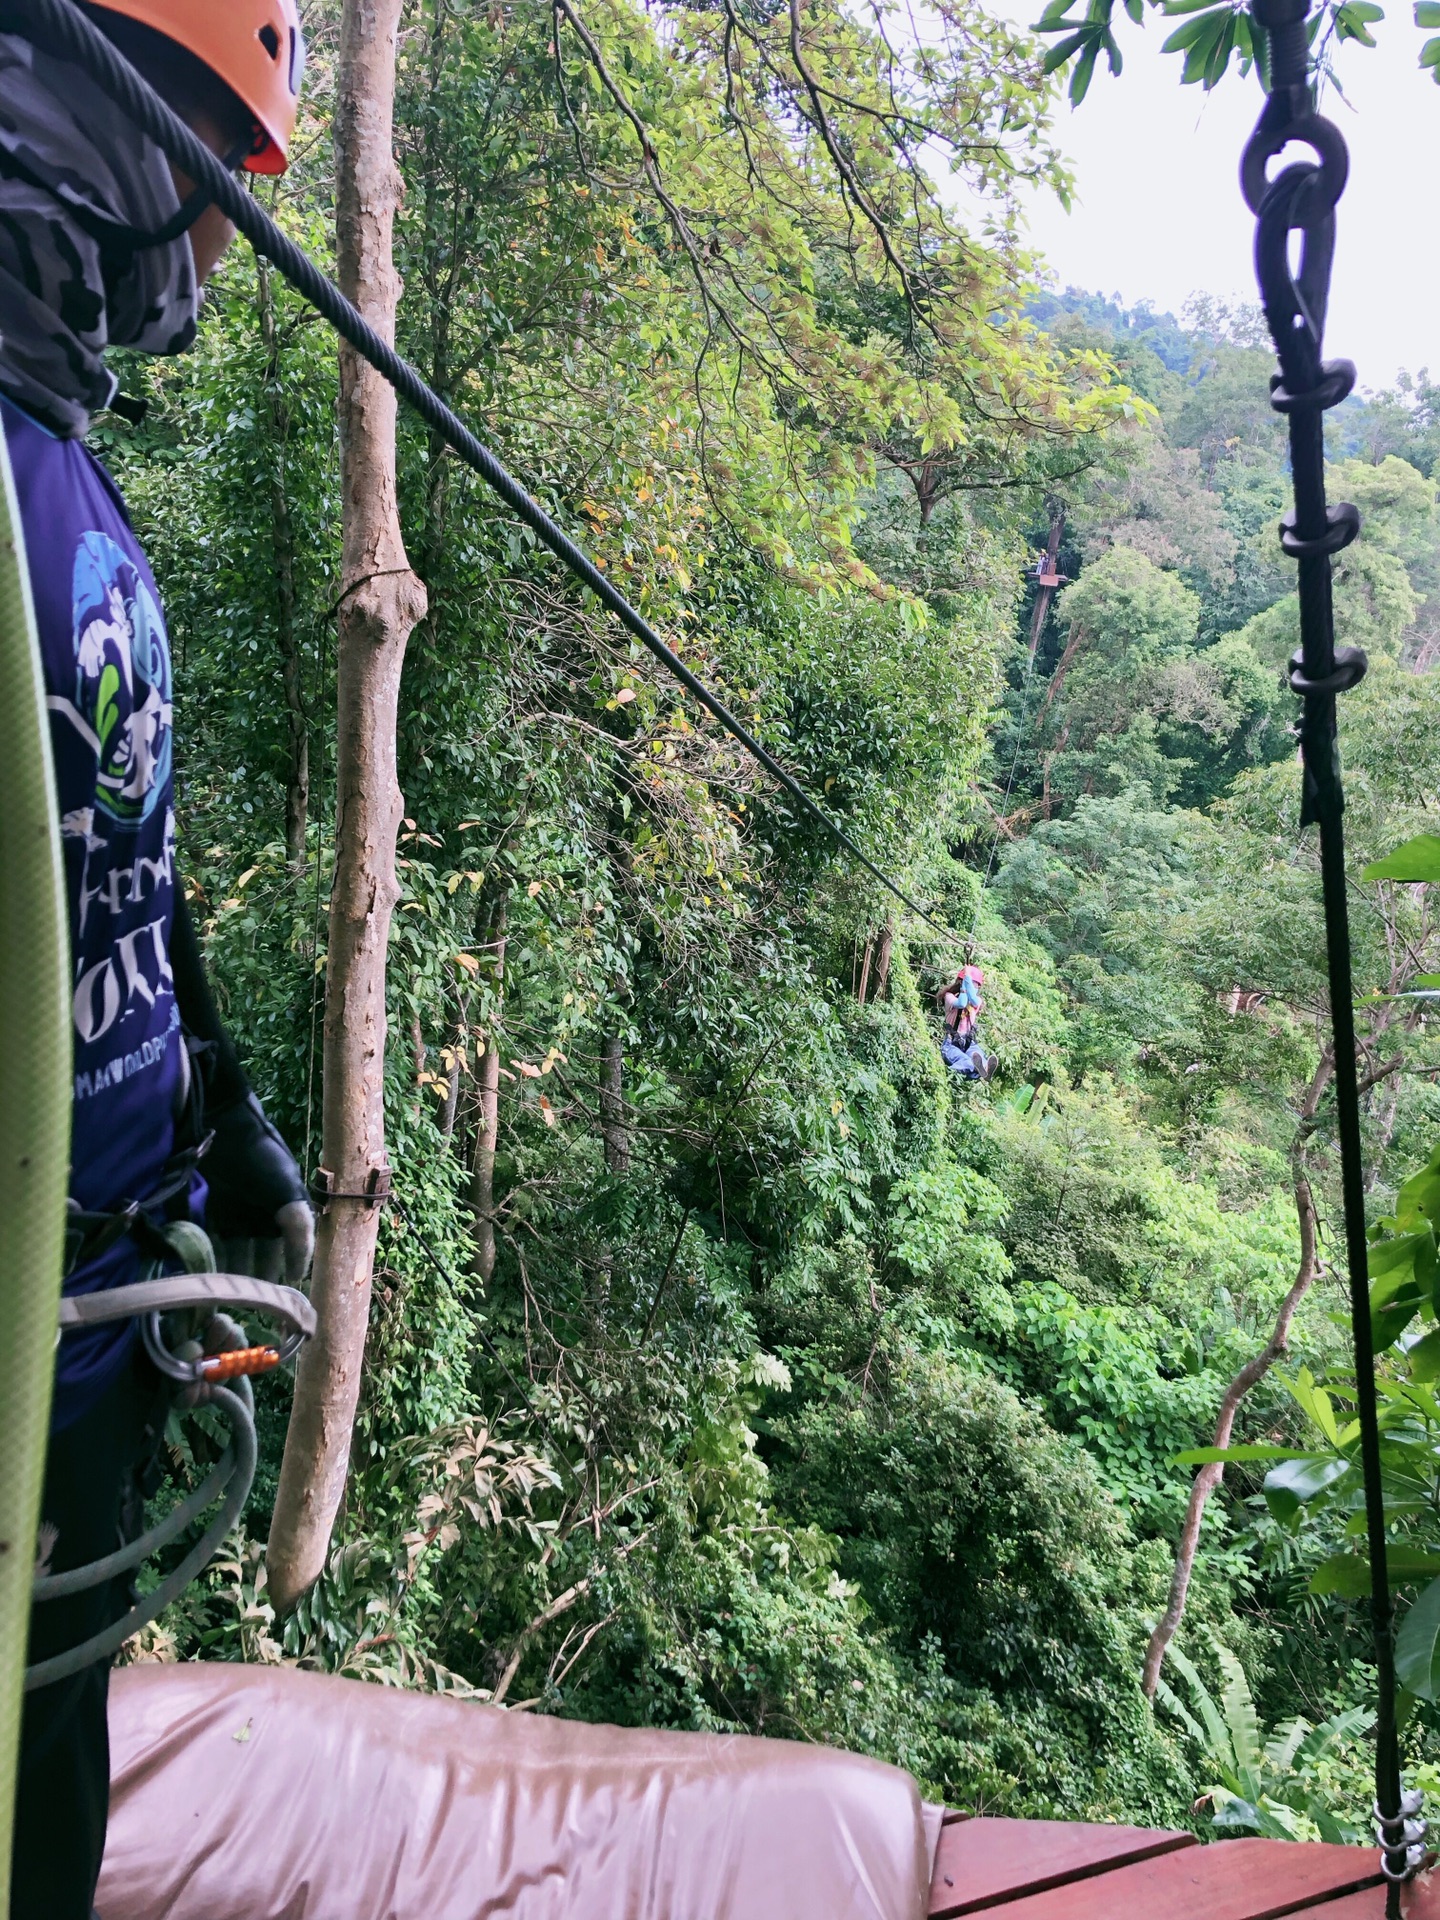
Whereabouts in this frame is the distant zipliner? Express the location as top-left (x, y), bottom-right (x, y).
top-left (937, 964), bottom-right (995, 1082)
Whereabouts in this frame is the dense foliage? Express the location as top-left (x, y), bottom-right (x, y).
top-left (109, 0), bottom-right (1440, 1838)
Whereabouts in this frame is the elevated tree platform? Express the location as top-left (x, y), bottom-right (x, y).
top-left (928, 1813), bottom-right (1440, 1917)
top-left (97, 1662), bottom-right (1439, 1920)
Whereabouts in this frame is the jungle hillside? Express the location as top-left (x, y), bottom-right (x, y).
top-left (119, 0), bottom-right (1440, 1839)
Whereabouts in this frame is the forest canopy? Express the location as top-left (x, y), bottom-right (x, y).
top-left (111, 0), bottom-right (1440, 1837)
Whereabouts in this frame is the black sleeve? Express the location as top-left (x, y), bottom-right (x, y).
top-left (169, 884), bottom-right (250, 1118)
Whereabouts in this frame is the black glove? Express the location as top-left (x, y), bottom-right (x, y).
top-left (203, 1091), bottom-right (315, 1286)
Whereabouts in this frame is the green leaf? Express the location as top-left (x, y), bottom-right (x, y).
top-left (1395, 1161), bottom-right (1440, 1236)
top-left (1161, 7), bottom-right (1227, 49)
top-left (1336, 5), bottom-right (1379, 43)
top-left (1216, 1645), bottom-right (1262, 1789)
top-left (1179, 9), bottom-right (1228, 80)
top-left (1416, 1), bottom-right (1440, 25)
top-left (1363, 833), bottom-right (1440, 882)
top-left (1042, 28), bottom-right (1088, 69)
top-left (1408, 1326), bottom-right (1440, 1382)
top-left (1396, 1576), bottom-right (1440, 1699)
top-left (1388, 1547), bottom-right (1440, 1582)
top-left (1070, 38), bottom-right (1100, 100)
top-left (1311, 1548), bottom-right (1440, 1599)
top-left (1422, 31), bottom-right (1440, 63)
top-left (1263, 1454), bottom-right (1348, 1524)
top-left (1202, 12), bottom-right (1238, 81)
top-left (1310, 1553), bottom-right (1372, 1598)
top-left (1165, 1643), bottom-right (1234, 1769)
top-left (1369, 1236), bottom-right (1429, 1350)
top-left (1288, 1368), bottom-right (1341, 1444)
top-left (1173, 1444), bottom-right (1314, 1465)
top-left (1035, 0), bottom-right (1079, 28)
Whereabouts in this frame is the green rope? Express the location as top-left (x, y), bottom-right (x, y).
top-left (0, 413), bottom-right (69, 1886)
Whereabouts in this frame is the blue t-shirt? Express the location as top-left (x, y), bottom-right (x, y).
top-left (5, 395), bottom-right (193, 1428)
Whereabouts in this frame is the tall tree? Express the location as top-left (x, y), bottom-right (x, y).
top-left (267, 0), bottom-right (428, 1613)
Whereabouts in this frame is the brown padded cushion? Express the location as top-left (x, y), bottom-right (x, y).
top-left (99, 1663), bottom-right (933, 1920)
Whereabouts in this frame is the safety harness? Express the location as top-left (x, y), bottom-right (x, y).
top-left (29, 1251), bottom-right (313, 1690)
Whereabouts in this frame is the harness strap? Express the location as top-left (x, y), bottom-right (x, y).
top-left (62, 1133), bottom-right (212, 1277)
top-left (27, 1268), bottom-right (314, 1689)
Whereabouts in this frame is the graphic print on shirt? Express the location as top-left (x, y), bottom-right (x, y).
top-left (47, 530), bottom-right (178, 1059)
top-left (68, 529), bottom-right (173, 828)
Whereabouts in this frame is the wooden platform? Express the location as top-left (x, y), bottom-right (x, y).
top-left (927, 1815), bottom-right (1440, 1918)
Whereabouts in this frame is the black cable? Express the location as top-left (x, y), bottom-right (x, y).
top-left (5, 0), bottom-right (957, 946)
top-left (1245, 2), bottom-right (1414, 1903)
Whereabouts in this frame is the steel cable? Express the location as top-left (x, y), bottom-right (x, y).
top-left (1245, 1), bottom-right (1417, 1904)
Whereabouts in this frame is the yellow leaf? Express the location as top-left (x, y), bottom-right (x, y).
top-left (453, 952), bottom-right (480, 975)
top-left (512, 1060), bottom-right (543, 1079)
top-left (615, 686), bottom-right (637, 706)
top-left (235, 867), bottom-right (260, 891)
top-left (527, 879), bottom-right (544, 897)
top-left (539, 1095), bottom-right (556, 1127)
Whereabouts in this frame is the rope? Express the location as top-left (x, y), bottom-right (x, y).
top-left (26, 1381), bottom-right (256, 1690)
top-left (1, 0), bottom-right (960, 947)
top-left (1245, 3), bottom-right (1420, 1903)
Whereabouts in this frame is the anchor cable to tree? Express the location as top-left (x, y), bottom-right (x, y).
top-left (1246, 0), bottom-right (1423, 1901)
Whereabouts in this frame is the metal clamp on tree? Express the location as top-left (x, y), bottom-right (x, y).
top-left (1244, 2), bottom-right (1423, 1902)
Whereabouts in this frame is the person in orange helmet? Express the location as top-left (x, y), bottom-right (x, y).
top-left (0, 8), bottom-right (305, 1916)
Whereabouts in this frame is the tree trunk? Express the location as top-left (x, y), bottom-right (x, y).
top-left (874, 919), bottom-right (894, 1002)
top-left (1028, 500), bottom-right (1066, 660)
top-left (600, 1032), bottom-right (628, 1174)
top-left (266, 0), bottom-right (427, 1614)
top-left (439, 1029), bottom-right (462, 1140)
top-left (471, 891), bottom-right (508, 1284)
top-left (256, 256), bottom-right (310, 867)
top-left (1141, 1051), bottom-right (1339, 1697)
top-left (1141, 1170), bottom-right (1320, 1698)
top-left (857, 933), bottom-right (874, 1007)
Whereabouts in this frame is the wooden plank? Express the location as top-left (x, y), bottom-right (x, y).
top-left (962, 1838), bottom-right (1380, 1920)
top-left (1283, 1875), bottom-right (1440, 1919)
top-left (927, 1817), bottom-right (1195, 1917)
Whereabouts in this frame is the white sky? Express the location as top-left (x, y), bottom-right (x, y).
top-left (989, 6), bottom-right (1440, 390)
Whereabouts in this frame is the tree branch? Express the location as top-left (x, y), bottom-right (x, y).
top-left (1142, 1167), bottom-right (1320, 1699)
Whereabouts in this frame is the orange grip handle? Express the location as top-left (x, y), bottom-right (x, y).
top-left (199, 1345), bottom-right (281, 1382)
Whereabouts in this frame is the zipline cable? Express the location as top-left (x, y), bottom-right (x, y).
top-left (1245, 2), bottom-right (1420, 1904)
top-left (0, 0), bottom-right (961, 947)
top-left (967, 634), bottom-right (1043, 947)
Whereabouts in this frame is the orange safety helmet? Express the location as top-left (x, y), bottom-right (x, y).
top-left (96, 1), bottom-right (305, 174)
